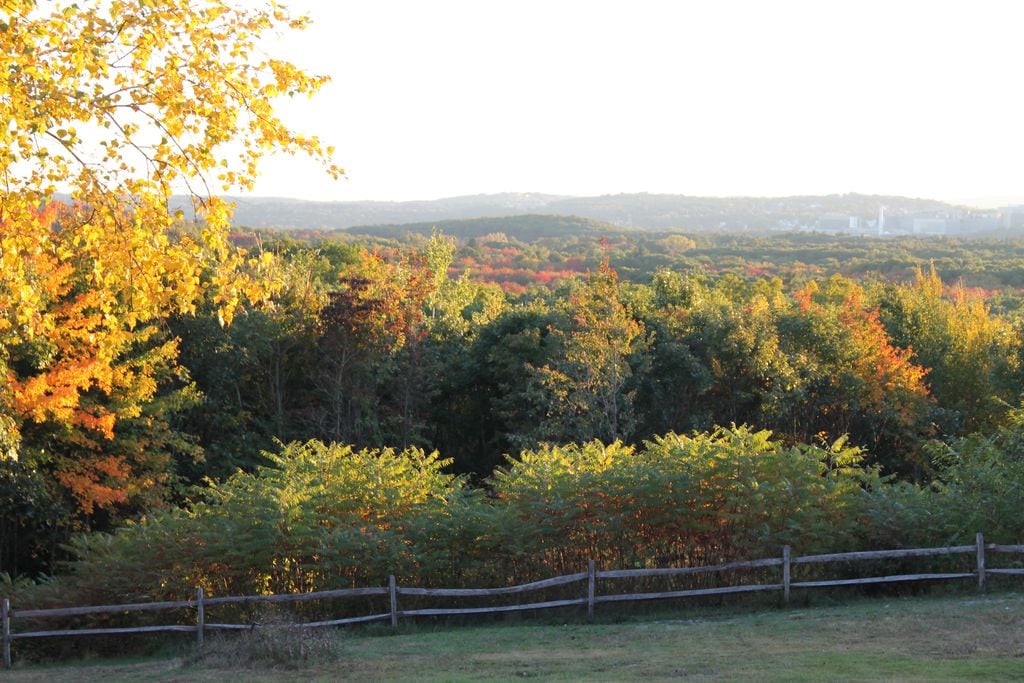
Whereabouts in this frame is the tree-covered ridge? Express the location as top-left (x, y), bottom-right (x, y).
top-left (221, 192), bottom-right (966, 231)
top-left (344, 214), bottom-right (624, 241)
top-left (247, 229), bottom-right (1024, 302)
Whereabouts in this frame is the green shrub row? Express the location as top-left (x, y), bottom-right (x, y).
top-left (18, 421), bottom-right (1024, 608)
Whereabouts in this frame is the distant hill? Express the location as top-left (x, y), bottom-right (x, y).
top-left (214, 193), bottom-right (568, 230)
top-left (343, 214), bottom-right (624, 241)
top-left (173, 192), bottom-right (968, 233)
top-left (542, 193), bottom-right (957, 230)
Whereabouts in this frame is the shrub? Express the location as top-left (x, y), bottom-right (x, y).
top-left (925, 405), bottom-right (1024, 543)
top-left (489, 426), bottom-right (874, 573)
top-left (52, 441), bottom-right (482, 604)
top-left (35, 424), bottom-right (1023, 616)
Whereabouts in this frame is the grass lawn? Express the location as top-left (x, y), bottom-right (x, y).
top-left (5, 591), bottom-right (1024, 681)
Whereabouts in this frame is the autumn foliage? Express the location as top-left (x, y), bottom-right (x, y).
top-left (0, 0), bottom-right (338, 571)
top-left (3, 4), bottom-right (1024, 602)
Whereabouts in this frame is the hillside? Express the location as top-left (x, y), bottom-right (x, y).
top-left (217, 192), bottom-right (567, 230)
top-left (544, 193), bottom-right (957, 230)
top-left (342, 214), bottom-right (624, 240)
top-left (210, 192), bottom-right (966, 232)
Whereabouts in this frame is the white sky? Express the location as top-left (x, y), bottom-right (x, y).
top-left (244, 0), bottom-right (1024, 205)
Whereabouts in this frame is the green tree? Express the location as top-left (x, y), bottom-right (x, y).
top-left (533, 258), bottom-right (649, 443)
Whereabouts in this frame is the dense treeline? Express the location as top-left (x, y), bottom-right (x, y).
top-left (287, 228), bottom-right (1024, 304)
top-left (171, 234), bottom-right (1023, 481)
top-left (3, 230), bottom-right (1024, 590)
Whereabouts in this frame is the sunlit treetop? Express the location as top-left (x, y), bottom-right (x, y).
top-left (0, 0), bottom-right (340, 199)
top-left (0, 0), bottom-right (341, 463)
top-left (0, 0), bottom-right (341, 322)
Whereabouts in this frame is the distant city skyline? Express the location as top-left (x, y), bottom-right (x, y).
top-left (236, 1), bottom-right (1024, 209)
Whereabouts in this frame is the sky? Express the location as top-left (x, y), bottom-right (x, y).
top-left (244, 1), bottom-right (1024, 206)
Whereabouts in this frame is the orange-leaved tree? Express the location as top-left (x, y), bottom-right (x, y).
top-left (0, 0), bottom-right (339, 519)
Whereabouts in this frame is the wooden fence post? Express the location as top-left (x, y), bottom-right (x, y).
top-left (2, 597), bottom-right (11, 669)
top-left (783, 545), bottom-right (791, 605)
top-left (587, 560), bottom-right (596, 619)
top-left (389, 575), bottom-right (399, 628)
top-left (976, 532), bottom-right (986, 591)
top-left (195, 587), bottom-right (204, 649)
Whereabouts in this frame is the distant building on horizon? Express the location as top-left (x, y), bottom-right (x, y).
top-left (912, 217), bottom-right (947, 235)
top-left (1001, 206), bottom-right (1024, 230)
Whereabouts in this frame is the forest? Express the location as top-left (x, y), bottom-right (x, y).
top-left (2, 0), bottom-right (1024, 613)
top-left (6, 222), bottom-right (1024, 603)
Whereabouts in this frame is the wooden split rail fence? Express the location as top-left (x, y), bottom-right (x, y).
top-left (4, 532), bottom-right (1024, 668)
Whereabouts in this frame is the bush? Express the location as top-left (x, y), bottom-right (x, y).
top-left (39, 441), bottom-right (483, 613)
top-left (925, 405), bottom-right (1024, 543)
top-left (490, 427), bottom-right (874, 573)
top-left (31, 424), bottom-right (1024, 617)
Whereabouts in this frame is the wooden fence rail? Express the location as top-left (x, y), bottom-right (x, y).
top-left (4, 531), bottom-right (1023, 668)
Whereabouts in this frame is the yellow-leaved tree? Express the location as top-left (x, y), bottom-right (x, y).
top-left (0, 0), bottom-right (340, 514)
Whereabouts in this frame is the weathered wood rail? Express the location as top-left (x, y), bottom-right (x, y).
top-left (4, 531), bottom-right (1023, 668)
